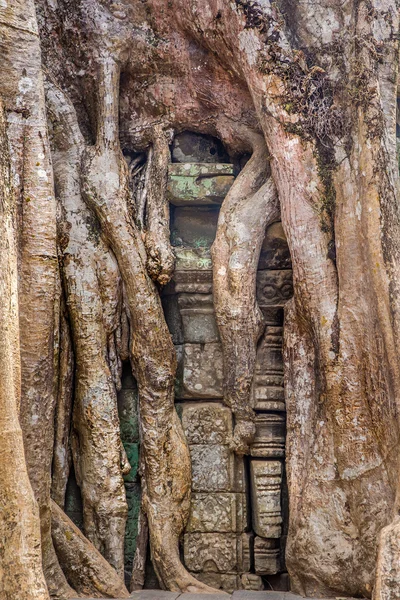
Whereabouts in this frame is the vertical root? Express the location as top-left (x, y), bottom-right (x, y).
top-left (143, 124), bottom-right (175, 285)
top-left (81, 54), bottom-right (218, 593)
top-left (211, 131), bottom-right (279, 454)
top-left (46, 82), bottom-right (127, 577)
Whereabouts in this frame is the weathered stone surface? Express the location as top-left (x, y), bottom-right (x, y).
top-left (171, 132), bottom-right (230, 164)
top-left (186, 493), bottom-right (247, 533)
top-left (251, 414), bottom-right (285, 458)
top-left (184, 533), bottom-right (238, 573)
top-left (250, 461), bottom-right (282, 538)
top-left (179, 594), bottom-right (229, 600)
top-left (254, 537), bottom-right (280, 575)
top-left (178, 294), bottom-right (219, 343)
top-left (182, 403), bottom-right (231, 445)
top-left (184, 532), bottom-right (251, 574)
top-left (175, 343), bottom-right (223, 398)
top-left (252, 326), bottom-right (285, 412)
top-left (256, 271), bottom-right (293, 307)
top-left (240, 574), bottom-right (264, 591)
top-left (130, 591), bottom-right (180, 600)
top-left (258, 222), bottom-right (291, 271)
top-left (237, 532), bottom-right (252, 573)
top-left (171, 206), bottom-right (219, 249)
top-left (174, 246), bottom-right (213, 271)
top-left (190, 445), bottom-right (233, 492)
top-left (168, 163), bottom-right (234, 206)
top-left (164, 270), bottom-right (213, 295)
top-left (189, 572), bottom-right (239, 594)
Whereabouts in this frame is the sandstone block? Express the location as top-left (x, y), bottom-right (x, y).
top-left (240, 573), bottom-right (264, 591)
top-left (256, 270), bottom-right (293, 307)
top-left (189, 571), bottom-right (239, 593)
top-left (190, 444), bottom-right (233, 492)
top-left (178, 294), bottom-right (219, 343)
top-left (175, 343), bottom-right (223, 398)
top-left (171, 206), bottom-right (219, 249)
top-left (250, 460), bottom-right (283, 538)
top-left (258, 221), bottom-right (292, 270)
top-left (251, 414), bottom-right (286, 458)
top-left (174, 246), bottom-right (213, 271)
top-left (161, 294), bottom-right (184, 344)
top-left (184, 533), bottom-right (237, 573)
top-left (254, 536), bottom-right (280, 575)
top-left (168, 162), bottom-right (234, 206)
top-left (182, 403), bottom-right (232, 445)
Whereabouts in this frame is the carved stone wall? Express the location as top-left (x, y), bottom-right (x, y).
top-left (163, 132), bottom-right (293, 593)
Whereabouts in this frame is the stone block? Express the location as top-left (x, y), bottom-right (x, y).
top-left (171, 131), bottom-right (230, 164)
top-left (182, 403), bottom-right (232, 445)
top-left (174, 246), bottom-right (213, 271)
top-left (251, 414), bottom-right (286, 458)
top-left (187, 492), bottom-right (247, 533)
top-left (168, 162), bottom-right (234, 206)
top-left (250, 460), bottom-right (283, 538)
top-left (178, 294), bottom-right (219, 343)
top-left (237, 532), bottom-right (252, 572)
top-left (171, 206), bottom-right (219, 249)
top-left (189, 572), bottom-right (239, 593)
top-left (130, 592), bottom-right (180, 600)
top-left (256, 270), bottom-right (293, 307)
top-left (252, 326), bottom-right (285, 412)
top-left (184, 533), bottom-right (238, 573)
top-left (254, 537), bottom-right (280, 575)
top-left (190, 444), bottom-right (233, 492)
top-left (258, 222), bottom-right (291, 270)
top-left (240, 573), bottom-right (264, 591)
top-left (175, 343), bottom-right (223, 399)
top-left (164, 270), bottom-right (213, 295)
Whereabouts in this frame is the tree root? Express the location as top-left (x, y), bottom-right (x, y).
top-left (46, 81), bottom-right (128, 577)
top-left (51, 500), bottom-right (130, 598)
top-left (81, 54), bottom-right (218, 593)
top-left (143, 124), bottom-right (175, 285)
top-left (212, 131), bottom-right (279, 454)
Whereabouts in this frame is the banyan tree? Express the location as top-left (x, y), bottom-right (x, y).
top-left (1, 0), bottom-right (400, 599)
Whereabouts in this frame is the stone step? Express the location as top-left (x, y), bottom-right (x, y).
top-left (71, 592), bottom-right (357, 600)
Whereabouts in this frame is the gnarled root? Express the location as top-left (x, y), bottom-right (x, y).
top-left (81, 54), bottom-right (218, 593)
top-left (143, 124), bottom-right (175, 285)
top-left (212, 132), bottom-right (279, 454)
top-left (51, 500), bottom-right (130, 598)
top-left (46, 81), bottom-right (128, 577)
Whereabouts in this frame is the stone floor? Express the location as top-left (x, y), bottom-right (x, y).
top-left (72, 592), bottom-right (345, 600)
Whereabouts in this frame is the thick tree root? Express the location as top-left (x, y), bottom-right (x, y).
top-left (81, 54), bottom-right (218, 593)
top-left (46, 82), bottom-right (128, 577)
top-left (0, 99), bottom-right (50, 600)
top-left (212, 132), bottom-right (279, 454)
top-left (51, 500), bottom-right (130, 598)
top-left (143, 124), bottom-right (175, 285)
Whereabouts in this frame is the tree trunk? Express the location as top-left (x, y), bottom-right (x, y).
top-left (0, 100), bottom-right (49, 600)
